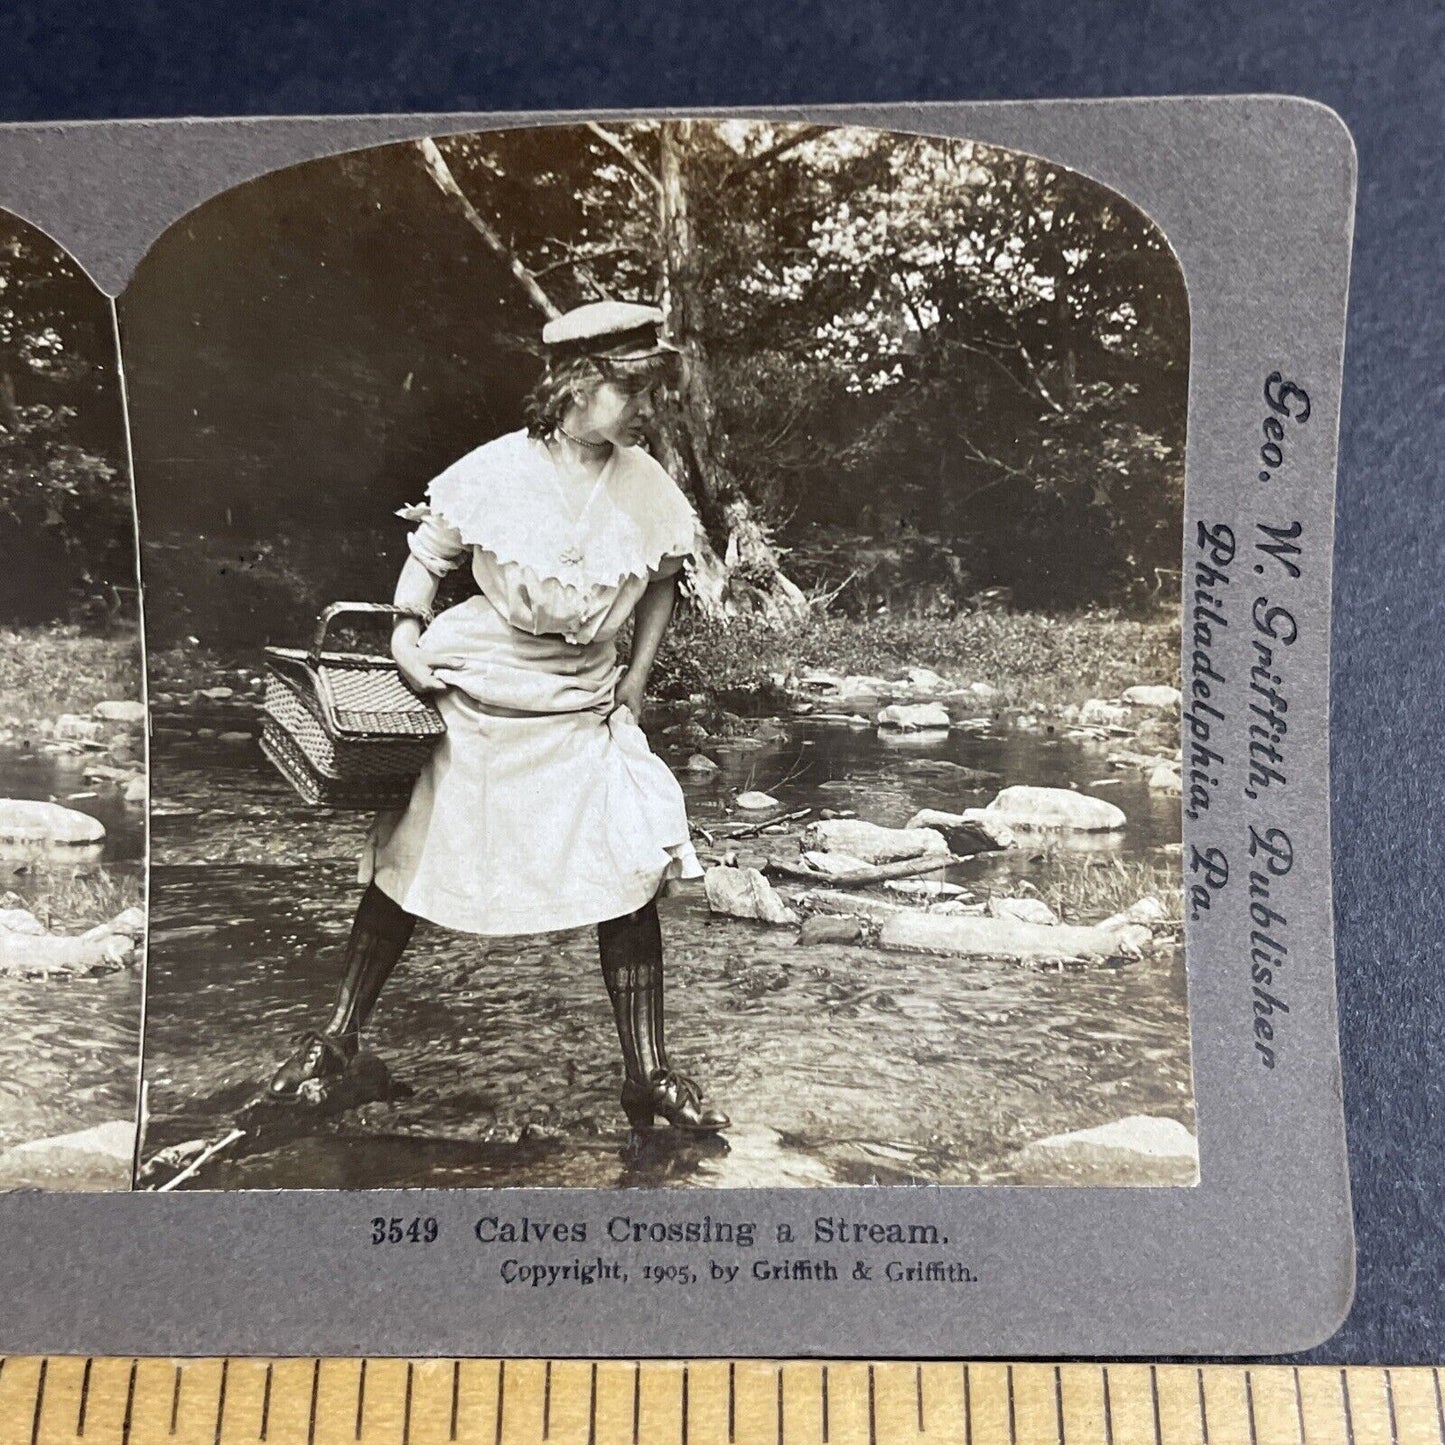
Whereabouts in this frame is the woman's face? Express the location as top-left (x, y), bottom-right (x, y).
top-left (565, 373), bottom-right (659, 449)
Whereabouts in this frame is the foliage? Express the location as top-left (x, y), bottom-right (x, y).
top-left (1035, 854), bottom-right (1184, 928)
top-left (124, 121), bottom-right (1188, 647)
top-left (140, 524), bottom-right (483, 651)
top-left (432, 123), bottom-right (1186, 602)
top-left (0, 625), bottom-right (141, 726)
top-left (4, 863), bottom-right (144, 934)
top-left (0, 219), bottom-right (133, 626)
top-left (647, 607), bottom-right (1179, 712)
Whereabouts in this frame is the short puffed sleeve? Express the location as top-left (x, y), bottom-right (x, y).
top-left (619, 452), bottom-right (699, 585)
top-left (397, 502), bottom-right (468, 577)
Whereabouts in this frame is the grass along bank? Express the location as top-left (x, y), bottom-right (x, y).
top-left (4, 864), bottom-right (144, 935)
top-left (0, 625), bottom-right (142, 731)
top-left (1036, 854), bottom-right (1183, 929)
top-left (146, 606), bottom-right (1179, 721)
top-left (649, 608), bottom-right (1179, 714)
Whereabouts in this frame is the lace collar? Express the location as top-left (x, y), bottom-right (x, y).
top-left (424, 430), bottom-right (698, 589)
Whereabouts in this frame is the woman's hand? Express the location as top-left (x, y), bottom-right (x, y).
top-left (392, 631), bottom-right (452, 695)
top-left (613, 670), bottom-right (648, 723)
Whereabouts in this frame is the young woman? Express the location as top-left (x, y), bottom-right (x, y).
top-left (268, 300), bottom-right (728, 1135)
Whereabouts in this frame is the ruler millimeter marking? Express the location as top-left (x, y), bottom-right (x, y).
top-left (4, 1360), bottom-right (1445, 1445)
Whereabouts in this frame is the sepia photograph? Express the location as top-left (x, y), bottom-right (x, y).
top-left (0, 210), bottom-right (146, 1190)
top-left (122, 119), bottom-right (1194, 1192)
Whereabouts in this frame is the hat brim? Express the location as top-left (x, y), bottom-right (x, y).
top-left (545, 322), bottom-right (678, 363)
top-left (599, 339), bottom-right (680, 362)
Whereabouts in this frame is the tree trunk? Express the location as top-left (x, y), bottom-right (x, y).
top-left (657, 122), bottom-right (808, 623)
top-left (419, 127), bottom-right (809, 624)
top-left (416, 139), bottom-right (561, 321)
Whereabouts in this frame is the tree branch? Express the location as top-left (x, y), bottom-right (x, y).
top-left (586, 122), bottom-right (663, 197)
top-left (532, 243), bottom-right (646, 279)
top-left (939, 334), bottom-right (1065, 414)
top-left (573, 263), bottom-right (611, 301)
top-left (722, 125), bottom-right (829, 187)
top-left (416, 138), bottom-right (561, 319)
top-left (1014, 339), bottom-right (1069, 414)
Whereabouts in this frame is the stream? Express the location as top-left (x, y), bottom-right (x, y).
top-left (0, 746), bottom-right (144, 1159)
top-left (140, 713), bottom-right (1192, 1191)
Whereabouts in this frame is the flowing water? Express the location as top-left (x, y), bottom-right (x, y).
top-left (0, 746), bottom-right (144, 1158)
top-left (140, 714), bottom-right (1192, 1191)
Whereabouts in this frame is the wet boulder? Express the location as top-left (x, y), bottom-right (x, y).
top-left (1122, 685), bottom-right (1182, 711)
top-left (0, 1120), bottom-right (136, 1191)
top-left (1078, 699), bottom-right (1131, 728)
top-left (840, 673), bottom-right (890, 696)
top-left (93, 700), bottom-right (147, 725)
top-left (905, 809), bottom-right (1017, 854)
top-left (107, 907), bottom-right (146, 940)
top-left (878, 911), bottom-right (1151, 963)
top-left (684, 754), bottom-right (720, 773)
top-left (982, 786), bottom-right (1126, 832)
top-left (1010, 1115), bottom-right (1198, 1186)
top-left (904, 667), bottom-right (947, 693)
top-left (0, 907), bottom-right (46, 935)
top-left (1148, 765), bottom-right (1183, 795)
top-left (801, 818), bottom-right (948, 864)
top-left (55, 714), bottom-right (106, 744)
top-left (799, 850), bottom-right (875, 879)
top-left (987, 896), bottom-right (1059, 926)
top-left (0, 930), bottom-right (136, 977)
top-left (0, 799), bottom-right (106, 855)
top-left (1100, 896), bottom-right (1172, 931)
top-left (794, 915), bottom-right (865, 946)
top-left (734, 790), bottom-right (780, 810)
top-left (123, 776), bottom-right (148, 804)
top-left (704, 866), bottom-right (798, 925)
top-left (877, 701), bottom-right (951, 731)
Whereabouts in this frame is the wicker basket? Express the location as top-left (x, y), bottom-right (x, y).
top-left (261, 602), bottom-right (446, 810)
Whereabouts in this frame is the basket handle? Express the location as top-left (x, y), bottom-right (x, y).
top-left (307, 602), bottom-right (417, 668)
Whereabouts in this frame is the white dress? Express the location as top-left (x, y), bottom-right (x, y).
top-left (359, 429), bottom-right (705, 935)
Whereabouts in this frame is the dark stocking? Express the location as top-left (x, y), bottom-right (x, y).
top-left (322, 882), bottom-right (416, 1043)
top-left (597, 899), bottom-right (667, 1084)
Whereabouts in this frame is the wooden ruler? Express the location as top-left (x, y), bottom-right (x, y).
top-left (1, 1359), bottom-right (1441, 1445)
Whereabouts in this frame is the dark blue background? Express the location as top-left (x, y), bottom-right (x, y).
top-left (3, 0), bottom-right (1441, 1362)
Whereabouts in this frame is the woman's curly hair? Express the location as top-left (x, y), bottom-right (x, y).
top-left (524, 351), bottom-right (678, 440)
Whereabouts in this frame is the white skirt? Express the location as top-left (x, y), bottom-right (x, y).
top-left (358, 605), bottom-right (702, 935)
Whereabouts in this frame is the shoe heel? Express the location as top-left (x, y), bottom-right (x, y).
top-left (623, 1099), bottom-right (656, 1130)
top-left (621, 1084), bottom-right (657, 1131)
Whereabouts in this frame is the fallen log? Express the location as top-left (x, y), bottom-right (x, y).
top-left (153, 1128), bottom-right (247, 1192)
top-left (712, 807), bottom-right (812, 840)
top-left (763, 853), bottom-right (967, 888)
top-left (787, 890), bottom-right (905, 922)
top-left (800, 818), bottom-right (949, 863)
top-left (878, 911), bottom-right (1153, 963)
